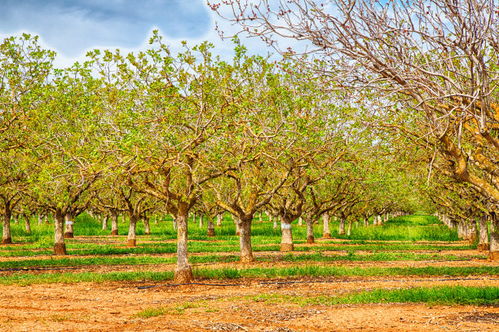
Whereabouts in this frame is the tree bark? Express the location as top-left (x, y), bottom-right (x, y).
top-left (298, 217), bottom-right (303, 226)
top-left (111, 210), bottom-right (119, 235)
top-left (346, 220), bottom-right (352, 236)
top-left (64, 213), bottom-right (74, 238)
top-left (102, 215), bottom-right (108, 231)
top-left (322, 213), bottom-right (331, 238)
top-left (234, 216), bottom-right (241, 235)
top-left (272, 216), bottom-right (278, 229)
top-left (477, 216), bottom-right (489, 251)
top-left (174, 209), bottom-right (193, 283)
top-left (216, 213), bottom-right (222, 226)
top-left (54, 209), bottom-right (66, 255)
top-left (143, 218), bottom-right (151, 235)
top-left (2, 206), bottom-right (12, 244)
top-left (489, 214), bottom-right (498, 260)
top-left (207, 217), bottom-right (215, 237)
top-left (280, 217), bottom-right (294, 251)
top-left (24, 215), bottom-right (31, 233)
top-left (338, 218), bottom-right (346, 235)
top-left (306, 218), bottom-right (314, 244)
top-left (127, 215), bottom-right (137, 247)
top-left (239, 217), bottom-right (254, 262)
top-left (38, 214), bottom-right (43, 225)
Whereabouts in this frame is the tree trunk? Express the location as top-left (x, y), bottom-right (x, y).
top-left (477, 216), bottom-right (489, 251)
top-left (298, 217), bottom-right (303, 226)
top-left (174, 209), bottom-right (193, 283)
top-left (363, 218), bottom-right (368, 227)
top-left (272, 216), bottom-right (278, 229)
top-left (38, 214), bottom-right (43, 225)
top-left (54, 209), bottom-right (66, 255)
top-left (127, 215), bottom-right (137, 247)
top-left (102, 215), bottom-right (108, 230)
top-left (216, 213), bottom-right (222, 226)
top-left (24, 215), bottom-right (31, 233)
top-left (306, 218), bottom-right (314, 244)
top-left (280, 217), bottom-right (294, 251)
top-left (489, 214), bottom-right (498, 260)
top-left (111, 211), bottom-right (119, 235)
top-left (239, 217), bottom-right (254, 262)
top-left (347, 220), bottom-right (352, 236)
top-left (199, 215), bottom-right (204, 229)
top-left (2, 206), bottom-right (12, 244)
top-left (322, 213), bottom-right (331, 238)
top-left (64, 213), bottom-right (74, 238)
top-left (234, 217), bottom-right (241, 235)
top-left (143, 218), bottom-right (151, 235)
top-left (207, 217), bottom-right (215, 237)
top-left (338, 218), bottom-right (346, 235)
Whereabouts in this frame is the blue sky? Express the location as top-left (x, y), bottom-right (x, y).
top-left (0, 0), bottom-right (278, 65)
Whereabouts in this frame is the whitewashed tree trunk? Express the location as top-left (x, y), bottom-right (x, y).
top-left (199, 215), bottom-right (204, 229)
top-left (478, 216), bottom-right (489, 251)
top-left (24, 215), bottom-right (31, 233)
top-left (306, 218), bottom-right (314, 243)
top-left (234, 216), bottom-right (241, 235)
top-left (216, 213), bottom-right (222, 226)
top-left (273, 216), bottom-right (278, 229)
top-left (174, 209), bottom-right (193, 283)
top-left (338, 218), bottom-right (346, 235)
top-left (127, 215), bottom-right (137, 247)
top-left (64, 213), bottom-right (74, 238)
top-left (143, 218), bottom-right (151, 235)
top-left (111, 211), bottom-right (119, 236)
top-left (207, 217), bottom-right (215, 237)
top-left (298, 217), bottom-right (303, 226)
top-left (102, 215), bottom-right (108, 230)
top-left (280, 216), bottom-right (294, 251)
top-left (54, 209), bottom-right (66, 255)
top-left (322, 213), bottom-right (331, 238)
top-left (239, 217), bottom-right (254, 262)
top-left (346, 220), bottom-right (352, 236)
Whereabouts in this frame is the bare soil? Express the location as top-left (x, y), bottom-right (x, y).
top-left (0, 277), bottom-right (497, 331)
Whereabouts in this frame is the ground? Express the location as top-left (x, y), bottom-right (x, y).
top-left (0, 267), bottom-right (497, 331)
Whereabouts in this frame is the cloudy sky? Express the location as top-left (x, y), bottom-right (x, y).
top-left (0, 0), bottom-right (274, 65)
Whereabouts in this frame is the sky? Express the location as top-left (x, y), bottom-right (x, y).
top-left (0, 0), bottom-right (276, 66)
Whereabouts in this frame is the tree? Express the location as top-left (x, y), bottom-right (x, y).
top-left (211, 0), bottom-right (499, 256)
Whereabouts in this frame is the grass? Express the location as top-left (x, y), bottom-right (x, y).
top-left (249, 286), bottom-right (499, 306)
top-left (0, 265), bottom-right (496, 286)
top-left (135, 286), bottom-right (499, 319)
top-left (0, 251), bottom-right (484, 271)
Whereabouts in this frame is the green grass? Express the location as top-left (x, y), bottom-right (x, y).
top-left (250, 286), bottom-right (499, 306)
top-left (1, 265), bottom-right (496, 286)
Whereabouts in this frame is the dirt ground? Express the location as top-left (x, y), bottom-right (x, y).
top-left (0, 276), bottom-right (497, 332)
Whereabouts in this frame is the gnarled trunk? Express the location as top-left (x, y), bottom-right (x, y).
top-left (477, 217), bottom-right (489, 251)
top-left (306, 218), bottom-right (314, 244)
top-left (207, 217), bottom-right (215, 237)
top-left (174, 209), bottom-right (193, 283)
top-left (127, 215), bottom-right (137, 247)
top-left (64, 213), bottom-right (74, 238)
top-left (54, 209), bottom-right (66, 255)
top-left (280, 216), bottom-right (294, 251)
top-left (239, 217), bottom-right (254, 263)
top-left (2, 206), bottom-right (12, 244)
top-left (111, 211), bottom-right (119, 235)
top-left (322, 213), bottom-right (331, 238)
